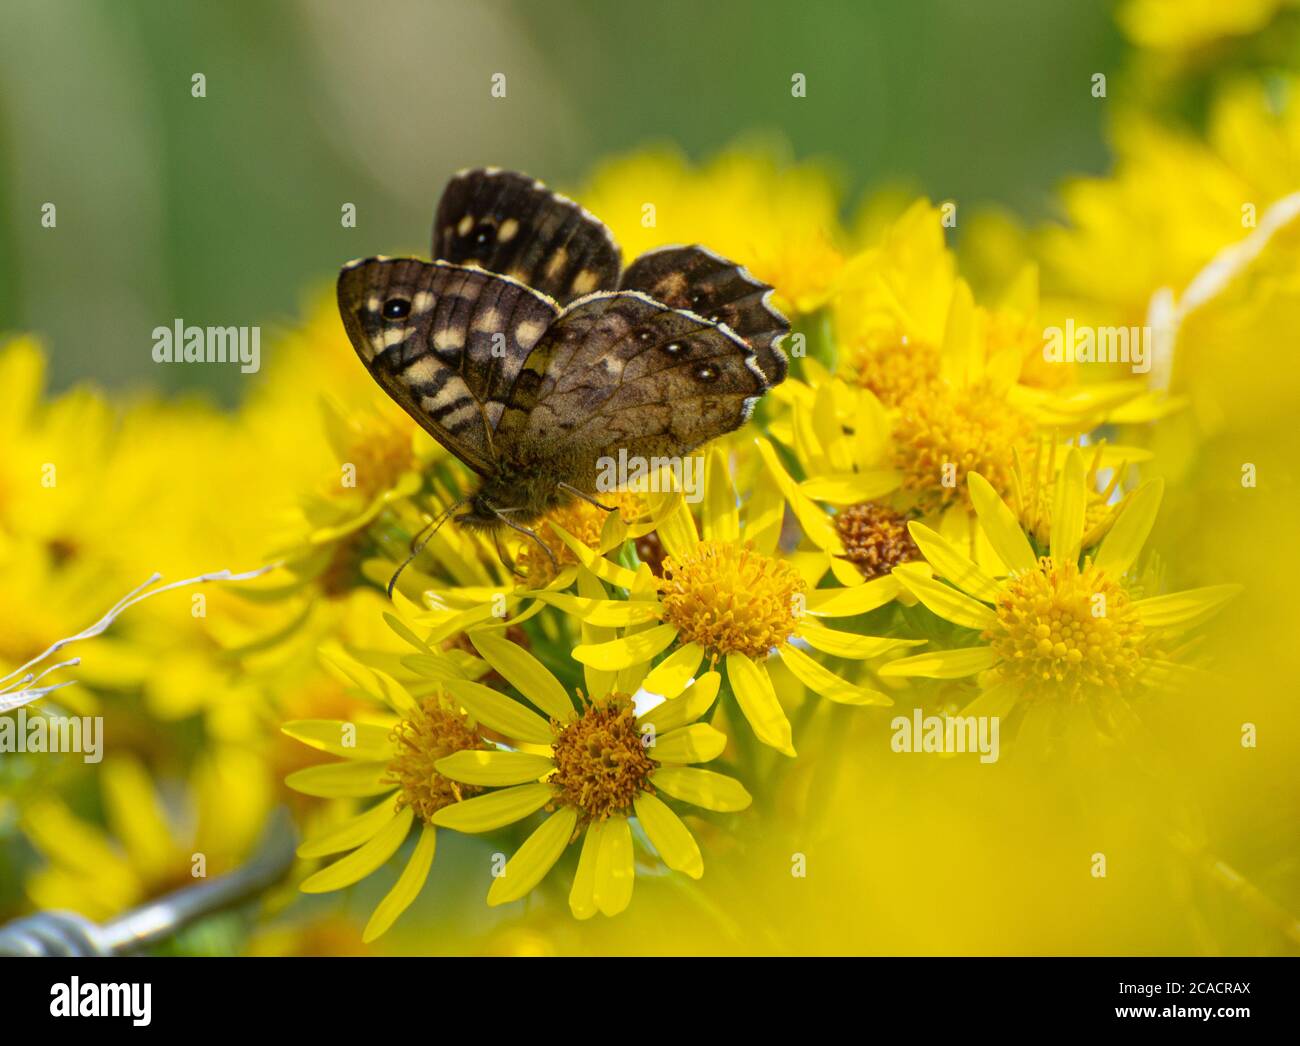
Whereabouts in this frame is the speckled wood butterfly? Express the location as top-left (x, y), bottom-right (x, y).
top-left (337, 168), bottom-right (789, 577)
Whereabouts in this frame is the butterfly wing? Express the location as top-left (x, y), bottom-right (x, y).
top-left (494, 291), bottom-right (770, 494)
top-left (337, 256), bottom-right (559, 475)
top-left (433, 168), bottom-right (622, 305)
top-left (619, 245), bottom-right (790, 384)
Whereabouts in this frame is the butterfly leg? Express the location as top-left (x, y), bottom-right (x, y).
top-left (558, 482), bottom-right (618, 513)
top-left (489, 506), bottom-right (559, 575)
top-left (489, 527), bottom-right (526, 580)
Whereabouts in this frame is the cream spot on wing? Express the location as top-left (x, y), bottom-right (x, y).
top-left (515, 318), bottom-right (547, 349)
top-left (434, 328), bottom-right (463, 351)
top-left (471, 307), bottom-right (502, 334)
top-left (544, 248), bottom-right (568, 279)
top-left (411, 291), bottom-right (435, 314)
top-left (498, 218), bottom-right (519, 243)
top-left (366, 296), bottom-right (380, 312)
top-left (403, 356), bottom-right (440, 383)
top-left (380, 327), bottom-right (409, 348)
top-left (457, 214), bottom-right (474, 236)
top-left (571, 269), bottom-right (599, 294)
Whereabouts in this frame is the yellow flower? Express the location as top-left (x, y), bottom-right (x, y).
top-left (577, 144), bottom-right (846, 315)
top-left (559, 449), bottom-right (920, 755)
top-left (1117, 0), bottom-right (1295, 52)
top-left (428, 638), bottom-right (748, 918)
top-left (880, 450), bottom-right (1241, 725)
top-left (21, 751), bottom-right (270, 923)
top-left (282, 650), bottom-right (487, 942)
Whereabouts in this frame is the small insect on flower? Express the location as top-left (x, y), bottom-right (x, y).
top-left (336, 168), bottom-right (789, 582)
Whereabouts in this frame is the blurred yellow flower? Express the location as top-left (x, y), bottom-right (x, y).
top-left (21, 751), bottom-right (269, 923)
top-left (577, 145), bottom-right (846, 315)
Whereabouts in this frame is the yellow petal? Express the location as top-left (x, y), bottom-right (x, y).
top-left (297, 795), bottom-right (401, 859)
top-left (805, 575), bottom-right (899, 616)
top-left (879, 645), bottom-right (999, 679)
top-left (281, 719), bottom-right (395, 761)
top-left (469, 630), bottom-right (574, 722)
top-left (102, 757), bottom-right (175, 879)
top-left (572, 623), bottom-right (679, 671)
top-left (443, 678), bottom-right (553, 745)
top-left (1133, 585), bottom-right (1242, 630)
top-left (640, 642), bottom-right (705, 699)
top-left (703, 446), bottom-right (739, 542)
top-left (363, 824), bottom-right (436, 942)
top-left (434, 749), bottom-right (554, 787)
top-left (550, 522), bottom-right (640, 589)
top-left (651, 767), bottom-right (752, 812)
top-left (797, 620), bottom-right (924, 659)
top-left (654, 494), bottom-right (700, 561)
top-left (650, 723), bottom-right (727, 764)
top-left (634, 793), bottom-right (703, 879)
top-left (1094, 478), bottom-right (1163, 576)
top-left (892, 568), bottom-right (999, 630)
top-left (533, 591), bottom-right (661, 626)
top-left (577, 568), bottom-right (618, 699)
top-left (959, 681), bottom-right (1019, 719)
top-left (637, 670), bottom-right (721, 733)
top-left (755, 436), bottom-right (843, 552)
top-left (569, 820), bottom-right (605, 920)
top-left (801, 471), bottom-right (901, 504)
top-left (593, 814), bottom-right (635, 917)
top-left (431, 782), bottom-right (554, 833)
top-left (967, 472), bottom-right (1036, 575)
top-left (906, 521), bottom-right (1001, 601)
top-left (284, 760), bottom-right (394, 798)
top-left (725, 654), bottom-right (795, 756)
top-left (1050, 447), bottom-right (1086, 567)
top-left (319, 645), bottom-right (417, 714)
top-left (778, 642), bottom-right (893, 705)
top-left (300, 807), bottom-right (414, 893)
top-left (487, 807), bottom-right (577, 906)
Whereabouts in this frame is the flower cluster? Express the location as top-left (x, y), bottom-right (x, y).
top-left (7, 44), bottom-right (1298, 952)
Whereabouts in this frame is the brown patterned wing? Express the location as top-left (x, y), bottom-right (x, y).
top-left (337, 256), bottom-right (559, 475)
top-left (619, 245), bottom-right (790, 384)
top-left (433, 168), bottom-right (622, 305)
top-left (493, 292), bottom-right (771, 493)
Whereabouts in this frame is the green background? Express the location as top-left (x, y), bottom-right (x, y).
top-left (0, 0), bottom-right (1120, 400)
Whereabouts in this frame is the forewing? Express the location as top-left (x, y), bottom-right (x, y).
top-left (620, 245), bottom-right (789, 384)
top-left (337, 257), bottom-right (559, 474)
top-left (495, 292), bottom-right (770, 493)
top-left (433, 168), bottom-right (621, 305)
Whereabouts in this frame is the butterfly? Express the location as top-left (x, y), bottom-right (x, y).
top-left (337, 167), bottom-right (789, 582)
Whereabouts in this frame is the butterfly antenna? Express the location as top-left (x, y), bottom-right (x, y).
top-left (387, 498), bottom-right (466, 599)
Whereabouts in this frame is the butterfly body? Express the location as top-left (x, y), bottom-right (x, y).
top-left (338, 169), bottom-right (789, 570)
